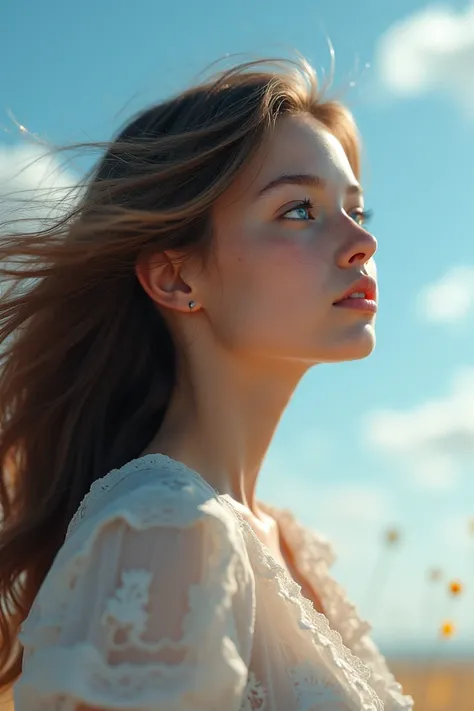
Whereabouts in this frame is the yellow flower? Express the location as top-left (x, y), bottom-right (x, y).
top-left (448, 580), bottom-right (463, 597)
top-left (440, 621), bottom-right (455, 639)
top-left (385, 528), bottom-right (400, 546)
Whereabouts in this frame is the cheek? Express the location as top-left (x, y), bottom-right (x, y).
top-left (210, 233), bottom-right (334, 349)
top-left (249, 232), bottom-right (334, 305)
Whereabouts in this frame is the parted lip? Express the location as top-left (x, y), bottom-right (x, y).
top-left (333, 275), bottom-right (377, 304)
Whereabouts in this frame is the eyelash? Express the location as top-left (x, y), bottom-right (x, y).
top-left (280, 198), bottom-right (314, 221)
top-left (351, 207), bottom-right (373, 227)
top-left (281, 199), bottom-right (374, 227)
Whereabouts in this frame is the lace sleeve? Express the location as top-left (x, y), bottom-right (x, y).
top-left (15, 481), bottom-right (255, 711)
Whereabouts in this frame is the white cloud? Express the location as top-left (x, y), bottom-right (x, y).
top-left (365, 367), bottom-right (474, 489)
top-left (0, 143), bottom-right (71, 191)
top-left (0, 143), bottom-right (78, 228)
top-left (418, 266), bottom-right (474, 323)
top-left (411, 454), bottom-right (459, 489)
top-left (0, 143), bottom-right (79, 303)
top-left (374, 3), bottom-right (474, 116)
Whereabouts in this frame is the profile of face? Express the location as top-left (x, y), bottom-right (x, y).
top-left (195, 114), bottom-right (377, 368)
top-left (140, 113), bottom-right (377, 371)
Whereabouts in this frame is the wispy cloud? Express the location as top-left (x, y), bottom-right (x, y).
top-left (365, 367), bottom-right (474, 490)
top-left (374, 3), bottom-right (474, 116)
top-left (418, 266), bottom-right (474, 323)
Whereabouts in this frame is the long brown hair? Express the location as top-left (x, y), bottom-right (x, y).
top-left (0, 57), bottom-right (361, 686)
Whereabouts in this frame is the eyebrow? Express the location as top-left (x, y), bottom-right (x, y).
top-left (257, 173), bottom-right (363, 197)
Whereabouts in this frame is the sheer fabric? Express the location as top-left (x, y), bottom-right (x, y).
top-left (14, 455), bottom-right (413, 711)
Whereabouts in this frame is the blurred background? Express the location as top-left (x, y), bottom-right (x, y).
top-left (1, 0), bottom-right (474, 708)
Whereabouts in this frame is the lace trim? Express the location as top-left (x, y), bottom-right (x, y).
top-left (264, 504), bottom-right (413, 711)
top-left (67, 454), bottom-right (215, 538)
top-left (261, 504), bottom-right (370, 647)
top-left (219, 497), bottom-right (383, 711)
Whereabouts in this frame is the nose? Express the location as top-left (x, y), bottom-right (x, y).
top-left (336, 220), bottom-right (377, 268)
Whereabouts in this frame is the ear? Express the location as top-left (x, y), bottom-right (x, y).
top-left (135, 250), bottom-right (201, 313)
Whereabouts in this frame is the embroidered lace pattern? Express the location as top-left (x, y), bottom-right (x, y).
top-left (239, 672), bottom-right (267, 711)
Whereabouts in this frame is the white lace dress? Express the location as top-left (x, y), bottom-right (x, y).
top-left (14, 454), bottom-right (413, 711)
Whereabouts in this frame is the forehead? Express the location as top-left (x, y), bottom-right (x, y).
top-left (231, 113), bottom-right (358, 199)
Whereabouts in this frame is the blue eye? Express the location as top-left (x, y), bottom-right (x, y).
top-left (281, 199), bottom-right (315, 221)
top-left (349, 208), bottom-right (373, 227)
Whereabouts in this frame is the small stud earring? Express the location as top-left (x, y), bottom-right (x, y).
top-left (188, 300), bottom-right (196, 310)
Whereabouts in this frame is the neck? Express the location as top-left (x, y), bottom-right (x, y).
top-left (148, 346), bottom-right (306, 512)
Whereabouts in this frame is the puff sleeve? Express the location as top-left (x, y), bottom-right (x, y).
top-left (15, 479), bottom-right (255, 711)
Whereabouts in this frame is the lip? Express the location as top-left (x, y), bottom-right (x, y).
top-left (333, 275), bottom-right (378, 313)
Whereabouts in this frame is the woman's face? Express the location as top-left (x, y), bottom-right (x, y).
top-left (196, 113), bottom-right (377, 367)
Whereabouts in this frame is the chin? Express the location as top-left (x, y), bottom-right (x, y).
top-left (343, 340), bottom-right (376, 362)
top-left (315, 325), bottom-right (376, 364)
top-left (342, 325), bottom-right (376, 361)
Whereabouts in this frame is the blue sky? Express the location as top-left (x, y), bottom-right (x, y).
top-left (2, 0), bottom-right (474, 653)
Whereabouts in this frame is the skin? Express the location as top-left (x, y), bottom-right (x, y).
top-left (136, 113), bottom-right (377, 562)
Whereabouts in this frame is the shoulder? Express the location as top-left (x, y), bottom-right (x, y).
top-left (67, 453), bottom-right (237, 539)
top-left (21, 455), bottom-right (252, 643)
top-left (48, 454), bottom-right (248, 593)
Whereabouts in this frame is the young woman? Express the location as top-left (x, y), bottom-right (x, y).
top-left (0, 58), bottom-right (412, 710)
